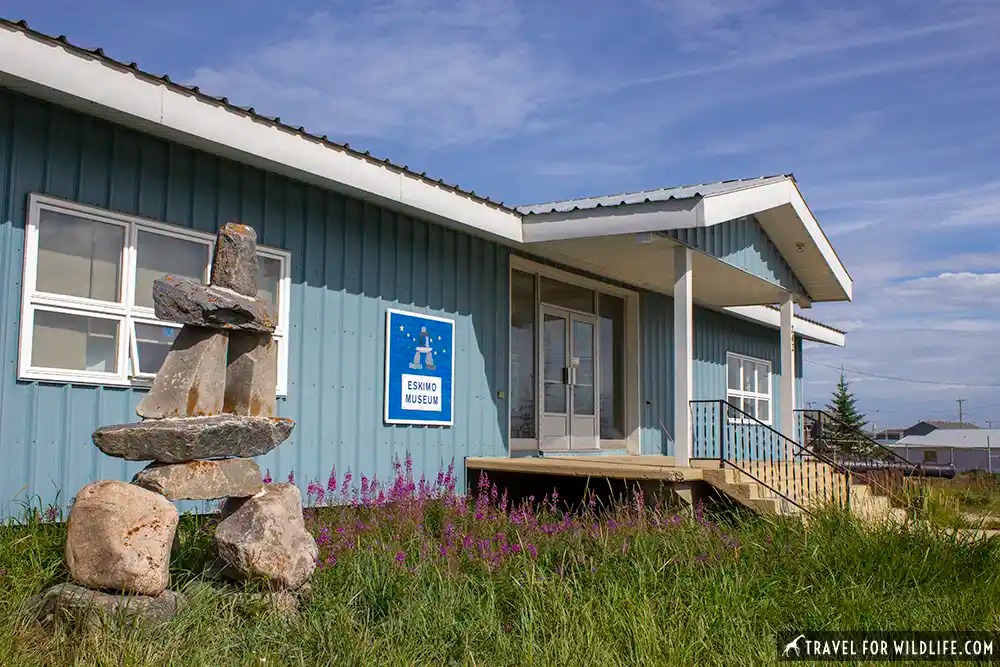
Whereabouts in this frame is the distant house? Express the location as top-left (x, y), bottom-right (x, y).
top-left (869, 427), bottom-right (905, 443)
top-left (902, 420), bottom-right (980, 438)
top-left (891, 429), bottom-right (1000, 473)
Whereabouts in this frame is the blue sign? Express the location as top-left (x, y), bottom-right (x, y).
top-left (384, 308), bottom-right (455, 426)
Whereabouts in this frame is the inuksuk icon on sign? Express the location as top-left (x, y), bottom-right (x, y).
top-left (31, 223), bottom-right (317, 626)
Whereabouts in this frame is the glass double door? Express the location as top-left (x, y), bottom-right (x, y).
top-left (540, 306), bottom-right (599, 450)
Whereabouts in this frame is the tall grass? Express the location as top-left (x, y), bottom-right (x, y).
top-left (2, 459), bottom-right (1000, 666)
top-left (869, 470), bottom-right (1000, 528)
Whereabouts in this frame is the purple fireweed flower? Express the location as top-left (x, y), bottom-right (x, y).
top-left (526, 544), bottom-right (538, 559)
top-left (394, 551), bottom-right (406, 566)
top-left (287, 470), bottom-right (295, 485)
top-left (262, 469), bottom-right (273, 484)
top-left (341, 471), bottom-right (352, 500)
top-left (327, 465), bottom-right (337, 496)
top-left (307, 481), bottom-right (325, 504)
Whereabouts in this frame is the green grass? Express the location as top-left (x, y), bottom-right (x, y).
top-left (870, 471), bottom-right (1000, 529)
top-left (2, 494), bottom-right (999, 667)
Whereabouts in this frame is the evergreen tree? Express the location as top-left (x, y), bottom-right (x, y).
top-left (825, 372), bottom-right (868, 455)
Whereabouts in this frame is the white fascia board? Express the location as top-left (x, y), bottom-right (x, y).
top-left (700, 179), bottom-right (853, 301)
top-left (0, 26), bottom-right (523, 243)
top-left (723, 305), bottom-right (846, 346)
top-left (521, 198), bottom-right (702, 243)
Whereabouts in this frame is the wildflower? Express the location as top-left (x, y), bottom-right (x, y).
top-left (262, 469), bottom-right (273, 484)
top-left (307, 481), bottom-right (325, 504)
top-left (287, 470), bottom-right (295, 485)
top-left (394, 551), bottom-right (406, 566)
top-left (526, 544), bottom-right (538, 559)
top-left (326, 465), bottom-right (337, 496)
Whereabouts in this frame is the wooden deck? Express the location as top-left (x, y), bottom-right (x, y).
top-left (465, 455), bottom-right (705, 482)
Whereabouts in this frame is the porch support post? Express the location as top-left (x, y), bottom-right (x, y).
top-left (673, 246), bottom-right (693, 466)
top-left (779, 293), bottom-right (797, 450)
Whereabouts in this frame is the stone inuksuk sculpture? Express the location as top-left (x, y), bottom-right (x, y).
top-left (31, 223), bottom-right (317, 625)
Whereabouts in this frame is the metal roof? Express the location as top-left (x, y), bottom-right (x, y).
top-left (893, 429), bottom-right (1000, 449)
top-left (0, 18), bottom-right (514, 213)
top-left (517, 174), bottom-right (793, 215)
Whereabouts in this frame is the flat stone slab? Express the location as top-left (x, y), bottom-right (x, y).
top-left (29, 583), bottom-right (184, 627)
top-left (93, 415), bottom-right (295, 463)
top-left (66, 480), bottom-right (178, 596)
top-left (136, 326), bottom-right (228, 419)
top-left (210, 222), bottom-right (259, 297)
top-left (133, 458), bottom-right (263, 501)
top-left (153, 276), bottom-right (277, 333)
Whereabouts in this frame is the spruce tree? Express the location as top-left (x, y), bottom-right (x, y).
top-left (825, 372), bottom-right (868, 455)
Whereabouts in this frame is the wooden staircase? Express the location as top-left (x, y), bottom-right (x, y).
top-left (692, 459), bottom-right (906, 522)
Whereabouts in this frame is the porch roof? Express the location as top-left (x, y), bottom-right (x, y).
top-left (517, 175), bottom-right (852, 305)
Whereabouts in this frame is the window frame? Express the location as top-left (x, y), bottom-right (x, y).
top-left (19, 194), bottom-right (291, 395)
top-left (726, 352), bottom-right (772, 424)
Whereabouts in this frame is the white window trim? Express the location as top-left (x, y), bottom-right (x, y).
top-left (19, 193), bottom-right (292, 395)
top-left (726, 352), bottom-right (772, 425)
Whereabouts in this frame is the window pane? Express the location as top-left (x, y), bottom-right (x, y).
top-left (135, 231), bottom-right (209, 308)
top-left (543, 313), bottom-right (566, 382)
top-left (599, 294), bottom-right (626, 439)
top-left (726, 395), bottom-right (740, 420)
top-left (134, 323), bottom-right (181, 375)
top-left (742, 397), bottom-right (756, 419)
top-left (509, 270), bottom-right (536, 438)
top-left (37, 209), bottom-right (123, 302)
top-left (757, 363), bottom-right (769, 396)
top-left (31, 310), bottom-right (118, 372)
top-left (757, 399), bottom-right (770, 422)
top-left (540, 277), bottom-right (594, 313)
top-left (258, 255), bottom-right (282, 308)
top-left (574, 384), bottom-right (595, 416)
top-left (742, 359), bottom-right (756, 393)
top-left (727, 358), bottom-right (740, 391)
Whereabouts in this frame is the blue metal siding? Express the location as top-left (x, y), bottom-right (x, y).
top-left (639, 295), bottom-right (800, 457)
top-left (665, 216), bottom-right (807, 296)
top-left (0, 90), bottom-right (508, 518)
top-left (639, 291), bottom-right (674, 455)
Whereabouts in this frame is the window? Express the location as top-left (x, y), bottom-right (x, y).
top-left (923, 449), bottom-right (938, 464)
top-left (598, 293), bottom-right (626, 439)
top-left (726, 353), bottom-right (771, 423)
top-left (20, 195), bottom-right (291, 394)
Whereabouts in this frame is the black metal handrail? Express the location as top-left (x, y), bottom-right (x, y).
top-left (795, 409), bottom-right (919, 473)
top-left (691, 399), bottom-right (853, 513)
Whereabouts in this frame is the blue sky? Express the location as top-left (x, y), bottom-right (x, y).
top-left (10, 0), bottom-right (1000, 429)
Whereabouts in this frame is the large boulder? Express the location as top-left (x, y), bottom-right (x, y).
top-left (224, 332), bottom-right (278, 417)
top-left (29, 583), bottom-right (184, 627)
top-left (213, 483), bottom-right (317, 590)
top-left (93, 415), bottom-right (295, 463)
top-left (210, 222), bottom-right (259, 297)
top-left (136, 326), bottom-right (229, 419)
top-left (153, 276), bottom-right (277, 333)
top-left (133, 458), bottom-right (263, 501)
top-left (66, 480), bottom-right (178, 596)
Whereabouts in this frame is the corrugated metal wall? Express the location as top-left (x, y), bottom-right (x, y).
top-left (639, 295), bottom-right (804, 457)
top-left (665, 216), bottom-right (807, 296)
top-left (0, 89), bottom-right (509, 518)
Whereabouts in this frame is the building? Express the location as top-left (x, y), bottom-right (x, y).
top-left (0, 20), bottom-right (852, 518)
top-left (902, 420), bottom-right (980, 438)
top-left (892, 430), bottom-right (1000, 473)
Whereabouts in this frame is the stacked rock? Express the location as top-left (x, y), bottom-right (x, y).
top-left (33, 223), bottom-right (316, 626)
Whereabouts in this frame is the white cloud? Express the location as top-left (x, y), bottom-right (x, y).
top-left (188, 1), bottom-right (567, 145)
